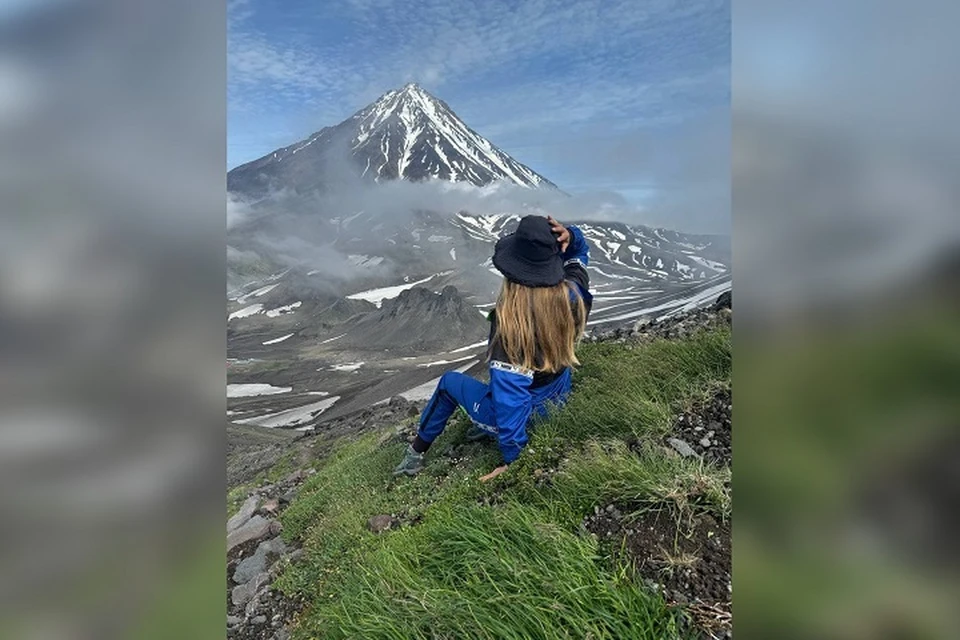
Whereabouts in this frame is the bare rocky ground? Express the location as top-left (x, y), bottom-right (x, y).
top-left (226, 472), bottom-right (307, 640)
top-left (668, 385), bottom-right (732, 467)
top-left (584, 504), bottom-right (732, 639)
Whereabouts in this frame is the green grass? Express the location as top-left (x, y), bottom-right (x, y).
top-left (272, 326), bottom-right (730, 639)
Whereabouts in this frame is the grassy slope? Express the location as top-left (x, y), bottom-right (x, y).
top-left (275, 326), bottom-right (731, 639)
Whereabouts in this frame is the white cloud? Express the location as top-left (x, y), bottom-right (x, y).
top-left (227, 195), bottom-right (252, 229)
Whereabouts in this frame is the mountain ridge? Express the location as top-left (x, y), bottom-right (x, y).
top-left (335, 284), bottom-right (488, 351)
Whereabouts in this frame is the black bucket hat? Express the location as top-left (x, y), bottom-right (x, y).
top-left (492, 215), bottom-right (564, 287)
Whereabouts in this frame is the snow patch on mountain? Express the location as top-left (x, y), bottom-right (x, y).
top-left (233, 396), bottom-right (341, 428)
top-left (328, 362), bottom-right (364, 372)
top-left (587, 281), bottom-right (731, 326)
top-left (265, 301), bottom-right (301, 317)
top-left (229, 304), bottom-right (263, 320)
top-left (345, 273), bottom-right (440, 308)
top-left (417, 354), bottom-right (476, 368)
top-left (227, 384), bottom-right (292, 398)
top-left (448, 340), bottom-right (488, 353)
top-left (237, 283), bottom-right (278, 303)
top-left (399, 360), bottom-right (480, 401)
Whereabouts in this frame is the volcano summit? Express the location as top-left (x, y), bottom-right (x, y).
top-left (228, 83), bottom-right (556, 199)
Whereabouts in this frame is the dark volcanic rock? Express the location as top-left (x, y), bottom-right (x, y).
top-left (713, 290), bottom-right (731, 311)
top-left (298, 297), bottom-right (378, 337)
top-left (233, 538), bottom-right (287, 585)
top-left (228, 484), bottom-right (308, 640)
top-left (231, 571), bottom-right (271, 608)
top-left (337, 285), bottom-right (487, 351)
top-left (670, 386), bottom-right (732, 467)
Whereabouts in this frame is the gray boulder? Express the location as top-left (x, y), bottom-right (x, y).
top-left (228, 496), bottom-right (259, 533)
top-left (231, 571), bottom-right (271, 608)
top-left (233, 537), bottom-right (288, 584)
top-left (227, 515), bottom-right (273, 552)
top-left (667, 438), bottom-right (697, 458)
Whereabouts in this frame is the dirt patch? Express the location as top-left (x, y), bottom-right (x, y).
top-left (669, 386), bottom-right (731, 467)
top-left (585, 504), bottom-right (731, 638)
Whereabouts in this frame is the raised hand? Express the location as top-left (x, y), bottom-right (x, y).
top-left (546, 215), bottom-right (570, 253)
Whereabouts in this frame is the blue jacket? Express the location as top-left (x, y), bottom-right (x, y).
top-left (487, 226), bottom-right (592, 463)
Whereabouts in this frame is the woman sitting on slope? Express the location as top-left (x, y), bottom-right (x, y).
top-left (393, 214), bottom-right (593, 482)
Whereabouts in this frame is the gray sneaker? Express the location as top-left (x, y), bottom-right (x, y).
top-left (465, 424), bottom-right (494, 442)
top-left (392, 445), bottom-right (425, 476)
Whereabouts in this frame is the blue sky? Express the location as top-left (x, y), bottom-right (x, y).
top-left (229, 0), bottom-right (730, 233)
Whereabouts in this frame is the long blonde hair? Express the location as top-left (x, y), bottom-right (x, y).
top-left (491, 279), bottom-right (587, 372)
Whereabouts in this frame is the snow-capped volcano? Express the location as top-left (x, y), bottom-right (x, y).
top-left (228, 83), bottom-right (555, 197)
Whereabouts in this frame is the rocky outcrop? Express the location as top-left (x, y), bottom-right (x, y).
top-left (226, 468), bottom-right (315, 640)
top-left (586, 292), bottom-right (732, 344)
top-left (337, 285), bottom-right (487, 351)
top-left (228, 496), bottom-right (260, 533)
top-left (228, 516), bottom-right (273, 553)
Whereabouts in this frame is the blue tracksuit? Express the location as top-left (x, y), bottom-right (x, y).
top-left (416, 226), bottom-right (593, 464)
